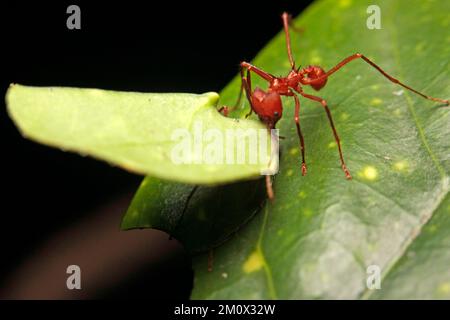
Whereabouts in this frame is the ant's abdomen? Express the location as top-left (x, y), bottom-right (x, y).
top-left (252, 87), bottom-right (283, 127)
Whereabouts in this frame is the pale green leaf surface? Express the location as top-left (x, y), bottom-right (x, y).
top-left (6, 85), bottom-right (270, 184)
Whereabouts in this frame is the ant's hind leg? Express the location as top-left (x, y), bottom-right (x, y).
top-left (293, 94), bottom-right (307, 175)
top-left (305, 53), bottom-right (449, 105)
top-left (300, 92), bottom-right (352, 179)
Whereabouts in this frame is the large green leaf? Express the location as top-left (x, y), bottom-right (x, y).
top-left (6, 85), bottom-right (271, 184)
top-left (124, 0), bottom-right (450, 299)
top-left (191, 0), bottom-right (450, 299)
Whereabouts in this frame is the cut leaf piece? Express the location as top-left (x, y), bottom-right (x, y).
top-left (6, 84), bottom-right (272, 185)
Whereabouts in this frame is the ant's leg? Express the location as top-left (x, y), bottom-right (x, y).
top-left (300, 92), bottom-right (352, 179)
top-left (222, 65), bottom-right (258, 118)
top-left (266, 175), bottom-right (274, 200)
top-left (240, 61), bottom-right (275, 82)
top-left (219, 67), bottom-right (246, 116)
top-left (244, 69), bottom-right (254, 118)
top-left (281, 12), bottom-right (296, 69)
top-left (234, 67), bottom-right (255, 118)
top-left (218, 106), bottom-right (231, 116)
top-left (238, 61), bottom-right (275, 118)
top-left (292, 94), bottom-right (307, 175)
top-left (305, 53), bottom-right (449, 105)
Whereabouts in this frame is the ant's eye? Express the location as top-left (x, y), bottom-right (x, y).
top-left (274, 111), bottom-right (279, 117)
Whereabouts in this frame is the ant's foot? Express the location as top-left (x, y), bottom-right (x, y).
top-left (218, 106), bottom-right (230, 117)
top-left (342, 164), bottom-right (352, 180)
top-left (301, 163), bottom-right (307, 176)
top-left (432, 98), bottom-right (449, 106)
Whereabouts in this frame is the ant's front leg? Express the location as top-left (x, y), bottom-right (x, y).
top-left (218, 105), bottom-right (232, 117)
top-left (219, 66), bottom-right (256, 118)
top-left (222, 61), bottom-right (275, 118)
top-left (219, 67), bottom-right (246, 117)
top-left (243, 68), bottom-right (254, 118)
top-left (300, 92), bottom-right (352, 179)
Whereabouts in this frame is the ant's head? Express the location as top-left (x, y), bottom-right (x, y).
top-left (251, 88), bottom-right (283, 128)
top-left (301, 66), bottom-right (328, 91)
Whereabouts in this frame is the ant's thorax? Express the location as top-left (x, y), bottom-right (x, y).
top-left (268, 71), bottom-right (302, 96)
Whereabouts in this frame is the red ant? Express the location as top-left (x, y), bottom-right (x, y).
top-left (220, 12), bottom-right (448, 198)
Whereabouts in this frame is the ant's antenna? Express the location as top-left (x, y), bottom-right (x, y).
top-left (282, 12), bottom-right (296, 70)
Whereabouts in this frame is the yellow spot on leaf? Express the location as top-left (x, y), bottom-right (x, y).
top-left (415, 42), bottom-right (425, 53)
top-left (309, 50), bottom-right (322, 65)
top-left (339, 0), bottom-right (351, 8)
top-left (303, 208), bottom-right (313, 217)
top-left (286, 169), bottom-right (294, 177)
top-left (243, 250), bottom-right (264, 273)
top-left (393, 160), bottom-right (409, 172)
top-left (289, 147), bottom-right (299, 156)
top-left (298, 190), bottom-right (307, 199)
top-left (311, 56), bottom-right (322, 65)
top-left (340, 113), bottom-right (349, 121)
top-left (370, 98), bottom-right (383, 106)
top-left (437, 282), bottom-right (450, 296)
top-left (359, 166), bottom-right (378, 181)
top-left (328, 141), bottom-right (337, 149)
top-left (427, 224), bottom-right (437, 233)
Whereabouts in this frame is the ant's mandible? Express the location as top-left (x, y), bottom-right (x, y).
top-left (221, 12), bottom-right (448, 192)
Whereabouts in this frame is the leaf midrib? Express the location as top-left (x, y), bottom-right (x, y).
top-left (257, 203), bottom-right (278, 299)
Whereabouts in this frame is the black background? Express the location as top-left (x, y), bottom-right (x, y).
top-left (0, 1), bottom-right (312, 299)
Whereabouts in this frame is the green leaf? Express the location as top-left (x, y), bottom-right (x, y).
top-left (189, 0), bottom-right (450, 299)
top-left (126, 0), bottom-right (450, 299)
top-left (122, 176), bottom-right (266, 253)
top-left (6, 84), bottom-right (270, 185)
